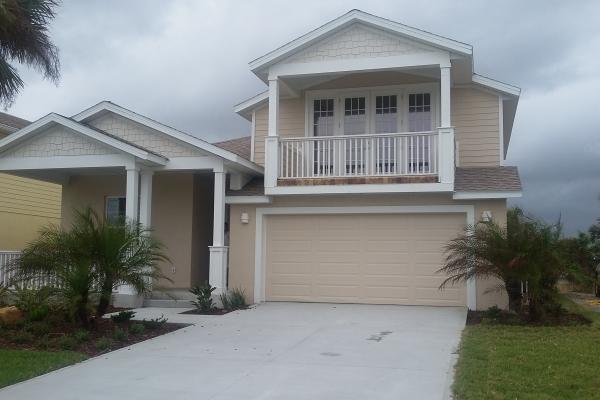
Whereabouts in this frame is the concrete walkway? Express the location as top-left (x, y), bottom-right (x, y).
top-left (0, 303), bottom-right (466, 400)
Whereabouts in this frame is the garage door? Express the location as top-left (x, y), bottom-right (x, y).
top-left (265, 213), bottom-right (466, 306)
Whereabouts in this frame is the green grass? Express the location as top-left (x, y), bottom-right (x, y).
top-left (453, 298), bottom-right (600, 400)
top-left (0, 349), bottom-right (87, 388)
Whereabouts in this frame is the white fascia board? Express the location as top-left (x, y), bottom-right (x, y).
top-left (268, 52), bottom-right (451, 79)
top-left (453, 191), bottom-right (522, 200)
top-left (234, 91), bottom-right (269, 120)
top-left (225, 195), bottom-right (272, 204)
top-left (0, 154), bottom-right (134, 171)
top-left (72, 102), bottom-right (263, 174)
top-left (160, 156), bottom-right (223, 171)
top-left (266, 182), bottom-right (453, 195)
top-left (0, 113), bottom-right (167, 165)
top-left (472, 74), bottom-right (521, 97)
top-left (249, 9), bottom-right (472, 76)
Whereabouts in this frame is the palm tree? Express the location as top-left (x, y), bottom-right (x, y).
top-left (0, 0), bottom-right (60, 106)
top-left (438, 208), bottom-right (567, 320)
top-left (11, 207), bottom-right (170, 326)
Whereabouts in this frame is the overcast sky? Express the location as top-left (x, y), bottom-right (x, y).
top-left (6, 0), bottom-right (600, 235)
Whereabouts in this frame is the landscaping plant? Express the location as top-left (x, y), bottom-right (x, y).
top-left (110, 310), bottom-right (136, 323)
top-left (219, 288), bottom-right (247, 311)
top-left (190, 282), bottom-right (216, 312)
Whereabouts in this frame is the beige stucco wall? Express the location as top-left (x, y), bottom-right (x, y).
top-left (229, 194), bottom-right (508, 310)
top-left (252, 86), bottom-right (501, 168)
top-left (61, 173), bottom-right (212, 289)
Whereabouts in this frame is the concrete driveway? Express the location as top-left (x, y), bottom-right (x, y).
top-left (0, 303), bottom-right (466, 400)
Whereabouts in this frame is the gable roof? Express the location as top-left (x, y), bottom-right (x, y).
top-left (72, 101), bottom-right (262, 173)
top-left (213, 136), bottom-right (251, 160)
top-left (0, 112), bottom-right (30, 135)
top-left (0, 113), bottom-right (168, 165)
top-left (250, 9), bottom-right (472, 80)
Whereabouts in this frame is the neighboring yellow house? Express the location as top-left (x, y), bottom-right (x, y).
top-left (0, 112), bottom-right (61, 251)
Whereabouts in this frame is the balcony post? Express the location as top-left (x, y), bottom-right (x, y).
top-left (209, 169), bottom-right (228, 293)
top-left (438, 127), bottom-right (455, 185)
top-left (265, 76), bottom-right (280, 188)
top-left (440, 65), bottom-right (451, 127)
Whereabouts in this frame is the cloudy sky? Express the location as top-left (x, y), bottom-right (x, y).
top-left (6, 0), bottom-right (600, 234)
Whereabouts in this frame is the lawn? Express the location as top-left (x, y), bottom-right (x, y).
top-left (0, 349), bottom-right (87, 388)
top-left (453, 297), bottom-right (600, 400)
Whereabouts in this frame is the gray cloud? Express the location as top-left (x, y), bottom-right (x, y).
top-left (6, 0), bottom-right (600, 234)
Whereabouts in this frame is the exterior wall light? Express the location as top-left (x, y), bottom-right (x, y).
top-left (241, 212), bottom-right (249, 224)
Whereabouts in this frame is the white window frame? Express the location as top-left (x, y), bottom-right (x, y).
top-left (305, 83), bottom-right (440, 137)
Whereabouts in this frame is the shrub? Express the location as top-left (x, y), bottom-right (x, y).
top-left (0, 284), bottom-right (9, 306)
top-left (24, 321), bottom-right (51, 336)
top-left (73, 329), bottom-right (90, 343)
top-left (112, 327), bottom-right (129, 342)
top-left (95, 337), bottom-right (112, 351)
top-left (220, 288), bottom-right (247, 311)
top-left (143, 315), bottom-right (168, 330)
top-left (129, 323), bottom-right (145, 335)
top-left (110, 310), bottom-right (136, 323)
top-left (12, 330), bottom-right (35, 344)
top-left (190, 282), bottom-right (216, 312)
top-left (55, 335), bottom-right (78, 350)
top-left (37, 335), bottom-right (51, 350)
top-left (12, 285), bottom-right (54, 322)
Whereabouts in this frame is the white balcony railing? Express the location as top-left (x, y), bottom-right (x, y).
top-left (278, 131), bottom-right (438, 179)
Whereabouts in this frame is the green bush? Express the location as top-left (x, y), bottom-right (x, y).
top-left (12, 285), bottom-right (54, 322)
top-left (220, 288), bottom-right (247, 311)
top-left (73, 329), bottom-right (90, 343)
top-left (143, 315), bottom-right (168, 330)
top-left (37, 335), bottom-right (51, 350)
top-left (0, 283), bottom-right (9, 306)
top-left (55, 335), bottom-right (78, 350)
top-left (112, 327), bottom-right (129, 342)
top-left (190, 282), bottom-right (216, 312)
top-left (12, 330), bottom-right (35, 344)
top-left (129, 323), bottom-right (145, 335)
top-left (110, 310), bottom-right (136, 323)
top-left (24, 321), bottom-right (51, 336)
top-left (95, 337), bottom-right (112, 351)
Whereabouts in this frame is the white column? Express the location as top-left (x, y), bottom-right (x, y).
top-left (438, 127), bottom-right (455, 185)
top-left (265, 77), bottom-right (280, 188)
top-left (440, 65), bottom-right (451, 128)
top-left (125, 167), bottom-right (140, 222)
top-left (139, 170), bottom-right (153, 227)
top-left (209, 170), bottom-right (228, 291)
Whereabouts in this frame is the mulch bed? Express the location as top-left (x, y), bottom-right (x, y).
top-left (180, 308), bottom-right (234, 315)
top-left (0, 317), bottom-right (188, 357)
top-left (467, 309), bottom-right (591, 326)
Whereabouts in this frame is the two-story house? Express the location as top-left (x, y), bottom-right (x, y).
top-left (0, 10), bottom-right (520, 309)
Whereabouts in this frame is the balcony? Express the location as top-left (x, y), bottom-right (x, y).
top-left (278, 131), bottom-right (438, 184)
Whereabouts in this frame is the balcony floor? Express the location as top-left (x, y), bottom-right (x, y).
top-left (277, 175), bottom-right (438, 186)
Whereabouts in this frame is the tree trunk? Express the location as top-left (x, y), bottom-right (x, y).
top-left (505, 279), bottom-right (522, 312)
top-left (96, 278), bottom-right (113, 319)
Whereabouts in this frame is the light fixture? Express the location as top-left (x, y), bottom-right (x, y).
top-left (240, 212), bottom-right (249, 224)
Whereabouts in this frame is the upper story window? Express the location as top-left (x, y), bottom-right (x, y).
top-left (408, 93), bottom-right (432, 132)
top-left (307, 84), bottom-right (437, 137)
top-left (313, 98), bottom-right (335, 137)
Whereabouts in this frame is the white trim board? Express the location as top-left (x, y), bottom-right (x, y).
top-left (266, 182), bottom-right (453, 196)
top-left (253, 205), bottom-right (476, 310)
top-left (453, 191), bottom-right (522, 200)
top-left (225, 196), bottom-right (271, 204)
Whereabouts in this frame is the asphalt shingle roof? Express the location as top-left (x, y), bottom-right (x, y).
top-left (454, 166), bottom-right (521, 192)
top-left (213, 136), bottom-right (251, 160)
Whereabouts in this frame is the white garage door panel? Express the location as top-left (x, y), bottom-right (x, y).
top-left (265, 214), bottom-right (466, 306)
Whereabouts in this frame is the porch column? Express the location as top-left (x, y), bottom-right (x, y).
top-left (265, 77), bottom-right (280, 188)
top-left (209, 170), bottom-right (228, 291)
top-left (440, 65), bottom-right (451, 127)
top-left (139, 170), bottom-right (153, 227)
top-left (117, 166), bottom-right (143, 307)
top-left (125, 167), bottom-right (140, 222)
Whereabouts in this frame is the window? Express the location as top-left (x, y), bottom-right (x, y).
top-left (343, 96), bottom-right (366, 135)
top-left (374, 95), bottom-right (398, 133)
top-left (313, 99), bottom-right (335, 137)
top-left (106, 196), bottom-right (126, 223)
top-left (408, 93), bottom-right (432, 132)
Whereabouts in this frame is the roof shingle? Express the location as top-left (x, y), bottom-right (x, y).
top-left (454, 166), bottom-right (521, 192)
top-left (213, 136), bottom-right (251, 160)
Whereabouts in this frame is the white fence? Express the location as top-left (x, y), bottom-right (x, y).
top-left (278, 131), bottom-right (438, 179)
top-left (0, 251), bottom-right (20, 287)
top-left (0, 250), bottom-right (62, 289)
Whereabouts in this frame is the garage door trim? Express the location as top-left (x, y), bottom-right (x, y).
top-left (254, 205), bottom-right (476, 309)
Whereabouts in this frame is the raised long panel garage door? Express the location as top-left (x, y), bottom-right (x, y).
top-left (265, 213), bottom-right (466, 306)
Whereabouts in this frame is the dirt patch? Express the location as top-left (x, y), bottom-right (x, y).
top-left (466, 309), bottom-right (591, 326)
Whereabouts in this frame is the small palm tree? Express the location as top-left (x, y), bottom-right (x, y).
top-left (438, 208), bottom-right (567, 320)
top-left (11, 207), bottom-right (170, 326)
top-left (0, 0), bottom-right (60, 106)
